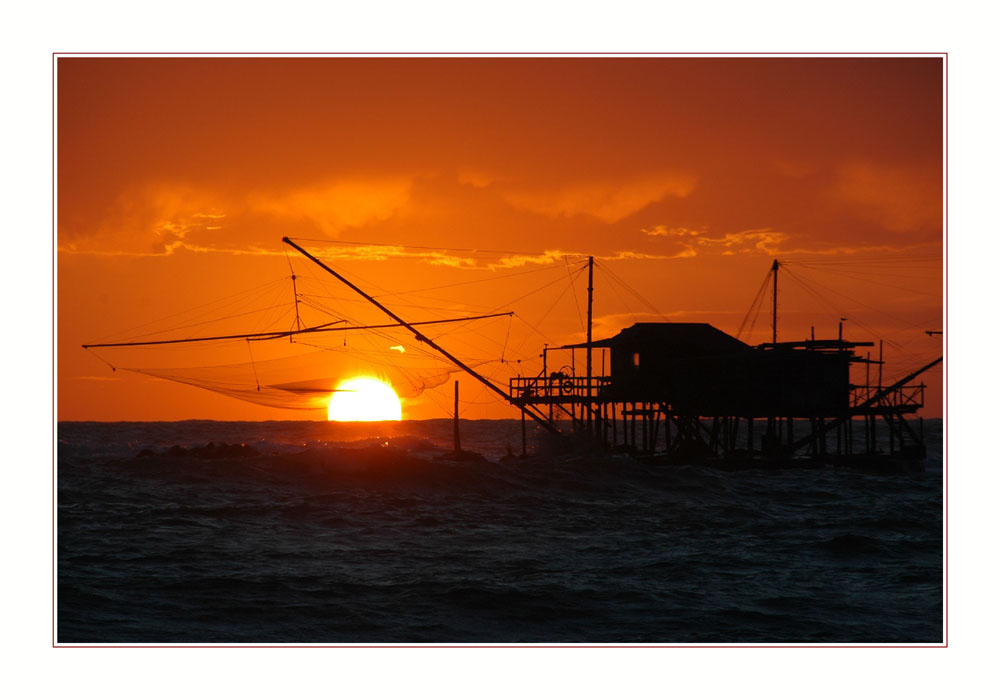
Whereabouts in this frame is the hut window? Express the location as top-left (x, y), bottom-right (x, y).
top-left (632, 352), bottom-right (640, 368)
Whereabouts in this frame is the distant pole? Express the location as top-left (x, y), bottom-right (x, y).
top-left (586, 256), bottom-right (594, 434)
top-left (453, 380), bottom-right (461, 453)
top-left (771, 259), bottom-right (779, 345)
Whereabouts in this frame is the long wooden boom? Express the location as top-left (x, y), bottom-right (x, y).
top-left (283, 237), bottom-right (562, 435)
top-left (82, 313), bottom-right (512, 349)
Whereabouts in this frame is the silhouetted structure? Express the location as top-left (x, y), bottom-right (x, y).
top-left (510, 259), bottom-right (940, 470)
top-left (83, 238), bottom-right (939, 472)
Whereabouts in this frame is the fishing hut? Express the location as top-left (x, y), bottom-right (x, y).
top-left (510, 258), bottom-right (940, 469)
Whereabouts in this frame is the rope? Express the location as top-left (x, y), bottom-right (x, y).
top-left (565, 257), bottom-right (586, 333)
top-left (500, 313), bottom-right (512, 363)
top-left (85, 347), bottom-right (117, 372)
top-left (787, 261), bottom-right (941, 299)
top-left (503, 266), bottom-right (586, 358)
top-left (596, 263), bottom-right (636, 320)
top-left (780, 266), bottom-right (907, 351)
top-left (91, 278), bottom-right (291, 345)
top-left (596, 261), bottom-right (667, 319)
top-left (246, 339), bottom-right (261, 391)
top-left (737, 267), bottom-right (773, 341)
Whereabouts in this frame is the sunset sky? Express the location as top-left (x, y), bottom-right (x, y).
top-left (57, 56), bottom-right (944, 421)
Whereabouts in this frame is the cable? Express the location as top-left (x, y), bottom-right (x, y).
top-left (565, 257), bottom-right (586, 333)
top-left (596, 261), bottom-right (668, 319)
top-left (737, 267), bottom-right (774, 341)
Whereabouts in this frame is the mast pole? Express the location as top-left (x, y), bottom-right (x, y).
top-left (586, 256), bottom-right (594, 434)
top-left (282, 237), bottom-right (561, 434)
top-left (291, 274), bottom-right (302, 331)
top-left (771, 259), bottom-right (779, 345)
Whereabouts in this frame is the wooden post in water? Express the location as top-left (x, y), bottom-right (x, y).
top-left (453, 380), bottom-right (462, 454)
top-left (630, 403), bottom-right (636, 449)
top-left (642, 404), bottom-right (648, 452)
top-left (612, 402), bottom-right (617, 447)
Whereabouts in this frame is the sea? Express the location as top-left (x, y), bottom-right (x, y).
top-left (56, 418), bottom-right (943, 644)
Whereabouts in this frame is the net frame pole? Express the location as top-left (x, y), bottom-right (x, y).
top-left (283, 237), bottom-right (561, 435)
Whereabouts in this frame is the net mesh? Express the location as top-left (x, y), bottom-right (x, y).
top-left (89, 320), bottom-right (486, 412)
top-left (81, 241), bottom-right (599, 417)
top-left (122, 345), bottom-right (465, 410)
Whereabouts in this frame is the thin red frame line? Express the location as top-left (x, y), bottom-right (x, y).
top-left (943, 52), bottom-right (949, 648)
top-left (52, 51), bottom-right (57, 649)
top-left (50, 52), bottom-right (949, 650)
top-left (52, 52), bottom-right (946, 56)
top-left (55, 644), bottom-right (946, 649)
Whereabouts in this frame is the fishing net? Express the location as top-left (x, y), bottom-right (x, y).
top-left (87, 322), bottom-right (496, 412)
top-left (81, 244), bottom-right (555, 415)
top-left (123, 347), bottom-right (467, 410)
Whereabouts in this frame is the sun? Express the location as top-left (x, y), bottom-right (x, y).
top-left (327, 377), bottom-right (402, 422)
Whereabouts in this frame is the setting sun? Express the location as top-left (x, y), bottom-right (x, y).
top-left (327, 377), bottom-right (402, 422)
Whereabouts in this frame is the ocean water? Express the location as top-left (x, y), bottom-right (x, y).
top-left (57, 419), bottom-right (943, 644)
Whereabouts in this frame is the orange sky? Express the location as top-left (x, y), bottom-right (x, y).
top-left (57, 57), bottom-right (944, 421)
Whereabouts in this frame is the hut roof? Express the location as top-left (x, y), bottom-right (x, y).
top-left (558, 323), bottom-right (752, 357)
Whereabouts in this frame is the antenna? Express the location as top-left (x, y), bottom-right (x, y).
top-left (771, 259), bottom-right (779, 345)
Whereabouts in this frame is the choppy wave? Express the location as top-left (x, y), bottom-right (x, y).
top-left (57, 419), bottom-right (943, 643)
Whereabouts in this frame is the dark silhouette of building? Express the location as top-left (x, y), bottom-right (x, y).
top-left (511, 321), bottom-right (935, 469)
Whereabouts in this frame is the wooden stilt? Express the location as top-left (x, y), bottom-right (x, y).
top-left (453, 380), bottom-right (461, 453)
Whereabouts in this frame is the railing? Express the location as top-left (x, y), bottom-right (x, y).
top-left (509, 373), bottom-right (612, 402)
top-left (512, 375), bottom-right (926, 413)
top-left (851, 383), bottom-right (925, 411)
